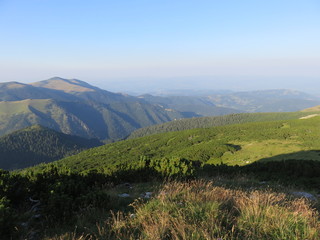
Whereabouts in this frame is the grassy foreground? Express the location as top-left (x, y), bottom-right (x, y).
top-left (46, 180), bottom-right (320, 240)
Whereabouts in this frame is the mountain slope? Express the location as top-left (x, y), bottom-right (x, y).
top-left (26, 116), bottom-right (320, 174)
top-left (127, 111), bottom-right (317, 139)
top-left (0, 125), bottom-right (102, 170)
top-left (30, 77), bottom-right (133, 103)
top-left (0, 77), bottom-right (193, 140)
top-left (301, 105), bottom-right (320, 112)
top-left (138, 94), bottom-right (242, 116)
top-left (0, 98), bottom-right (185, 141)
top-left (0, 81), bottom-right (80, 102)
top-left (2, 77), bottom-right (319, 141)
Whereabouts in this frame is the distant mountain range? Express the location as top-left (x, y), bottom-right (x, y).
top-left (137, 94), bottom-right (241, 117)
top-left (0, 77), bottom-right (195, 141)
top-left (205, 89), bottom-right (320, 112)
top-left (0, 125), bottom-right (102, 170)
top-left (144, 89), bottom-right (320, 114)
top-left (1, 77), bottom-right (319, 141)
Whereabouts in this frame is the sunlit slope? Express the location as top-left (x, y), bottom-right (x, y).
top-left (0, 99), bottom-right (58, 136)
top-left (301, 105), bottom-right (320, 112)
top-left (31, 116), bottom-right (320, 174)
top-left (128, 111), bottom-right (317, 139)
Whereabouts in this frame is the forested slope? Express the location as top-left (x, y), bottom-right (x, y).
top-left (25, 116), bottom-right (320, 175)
top-left (128, 111), bottom-right (316, 139)
top-left (0, 125), bottom-right (102, 170)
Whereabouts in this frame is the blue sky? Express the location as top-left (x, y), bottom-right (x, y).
top-left (0, 0), bottom-right (319, 92)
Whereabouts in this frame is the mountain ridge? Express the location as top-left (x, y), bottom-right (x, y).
top-left (0, 77), bottom-right (194, 140)
top-left (1, 77), bottom-right (320, 141)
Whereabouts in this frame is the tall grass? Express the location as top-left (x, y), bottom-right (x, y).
top-left (48, 180), bottom-right (320, 240)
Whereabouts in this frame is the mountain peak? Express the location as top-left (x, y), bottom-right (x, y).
top-left (31, 77), bottom-right (97, 93)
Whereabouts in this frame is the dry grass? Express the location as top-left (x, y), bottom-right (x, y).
top-left (47, 180), bottom-right (320, 240)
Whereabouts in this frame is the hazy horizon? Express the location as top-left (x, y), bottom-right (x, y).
top-left (2, 75), bottom-right (320, 96)
top-left (1, 1), bottom-right (319, 94)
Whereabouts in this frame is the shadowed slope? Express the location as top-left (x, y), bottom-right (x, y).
top-left (0, 125), bottom-right (102, 170)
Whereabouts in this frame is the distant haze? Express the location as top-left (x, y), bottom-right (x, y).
top-left (1, 76), bottom-right (320, 96)
top-left (90, 76), bottom-right (320, 95)
top-left (0, 1), bottom-right (319, 94)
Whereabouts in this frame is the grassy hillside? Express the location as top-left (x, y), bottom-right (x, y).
top-left (128, 111), bottom-right (316, 139)
top-left (4, 117), bottom-right (320, 239)
top-left (0, 125), bottom-right (102, 170)
top-left (302, 105), bottom-right (320, 112)
top-left (24, 115), bottom-right (320, 175)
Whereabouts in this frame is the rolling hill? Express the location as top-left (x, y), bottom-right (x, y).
top-left (0, 125), bottom-right (102, 170)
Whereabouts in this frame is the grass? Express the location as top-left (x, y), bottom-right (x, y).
top-left (210, 139), bottom-right (304, 165)
top-left (45, 179), bottom-right (320, 240)
top-left (0, 99), bottom-right (52, 115)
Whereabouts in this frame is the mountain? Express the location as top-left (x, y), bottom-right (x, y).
top-left (0, 77), bottom-right (193, 141)
top-left (147, 89), bottom-right (234, 96)
top-left (0, 80), bottom-right (78, 102)
top-left (137, 94), bottom-right (242, 117)
top-left (205, 89), bottom-right (320, 112)
top-left (0, 125), bottom-right (102, 170)
top-left (1, 77), bottom-right (319, 141)
top-left (0, 98), bottom-right (188, 141)
top-left (138, 89), bottom-right (320, 116)
top-left (127, 111), bottom-right (317, 139)
top-left (30, 77), bottom-right (134, 103)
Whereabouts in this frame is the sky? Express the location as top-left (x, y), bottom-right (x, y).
top-left (0, 0), bottom-right (319, 93)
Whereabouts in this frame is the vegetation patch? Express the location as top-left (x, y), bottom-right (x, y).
top-left (49, 180), bottom-right (320, 240)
